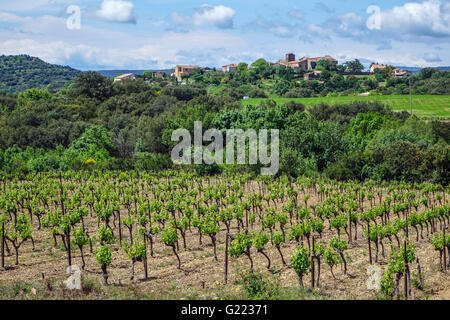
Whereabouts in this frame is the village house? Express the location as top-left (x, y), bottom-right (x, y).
top-left (304, 70), bottom-right (322, 81)
top-left (392, 68), bottom-right (411, 78)
top-left (369, 63), bottom-right (387, 73)
top-left (303, 55), bottom-right (338, 70)
top-left (276, 53), bottom-right (338, 71)
top-left (222, 64), bottom-right (238, 72)
top-left (174, 65), bottom-right (200, 81)
top-left (369, 63), bottom-right (411, 77)
top-left (274, 53), bottom-right (295, 67)
top-left (152, 71), bottom-right (166, 79)
top-left (114, 73), bottom-right (136, 82)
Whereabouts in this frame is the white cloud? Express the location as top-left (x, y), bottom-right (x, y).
top-left (423, 52), bottom-right (442, 62)
top-left (170, 12), bottom-right (187, 26)
top-left (193, 4), bottom-right (235, 29)
top-left (0, 12), bottom-right (32, 23)
top-left (0, 12), bottom-right (138, 46)
top-left (307, 24), bottom-right (328, 37)
top-left (309, 12), bottom-right (365, 40)
top-left (379, 0), bottom-right (450, 38)
top-left (96, 0), bottom-right (136, 23)
top-left (248, 18), bottom-right (299, 38)
top-left (314, 2), bottom-right (335, 14)
top-left (0, 0), bottom-right (73, 11)
top-left (171, 4), bottom-right (236, 29)
top-left (0, 2), bottom-right (449, 69)
top-left (376, 40), bottom-right (393, 51)
top-left (333, 13), bottom-right (364, 36)
top-left (0, 12), bottom-right (249, 70)
top-left (288, 9), bottom-right (304, 20)
top-left (268, 25), bottom-right (292, 38)
top-left (309, 0), bottom-right (450, 43)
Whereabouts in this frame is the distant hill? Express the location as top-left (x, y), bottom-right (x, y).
top-left (395, 66), bottom-right (450, 74)
top-left (96, 69), bottom-right (174, 78)
top-left (0, 55), bottom-right (82, 93)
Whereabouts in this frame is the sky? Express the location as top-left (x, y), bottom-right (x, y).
top-left (0, 0), bottom-right (449, 70)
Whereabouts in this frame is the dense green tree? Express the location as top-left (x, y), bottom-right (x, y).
top-left (161, 86), bottom-right (206, 101)
top-left (277, 66), bottom-right (294, 81)
top-left (274, 80), bottom-right (291, 96)
top-left (316, 59), bottom-right (337, 72)
top-left (251, 58), bottom-right (269, 69)
top-left (325, 150), bottom-right (372, 181)
top-left (420, 141), bottom-right (449, 185)
top-left (17, 88), bottom-right (52, 107)
top-left (343, 59), bottom-right (364, 73)
top-left (62, 125), bottom-right (114, 170)
top-left (0, 57), bottom-right (448, 184)
top-left (371, 140), bottom-right (423, 182)
top-left (237, 63), bottom-right (248, 74)
top-left (142, 70), bottom-right (153, 80)
top-left (284, 88), bottom-right (313, 98)
top-left (0, 93), bottom-right (17, 112)
top-left (344, 112), bottom-right (394, 152)
top-left (431, 120), bottom-right (450, 143)
top-left (69, 72), bottom-right (113, 101)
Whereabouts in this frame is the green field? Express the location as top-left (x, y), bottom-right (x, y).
top-left (241, 95), bottom-right (450, 119)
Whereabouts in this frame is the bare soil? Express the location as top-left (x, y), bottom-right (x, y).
top-left (0, 179), bottom-right (448, 300)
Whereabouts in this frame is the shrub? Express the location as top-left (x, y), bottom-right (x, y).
top-left (284, 88), bottom-right (313, 98)
top-left (248, 88), bottom-right (267, 98)
top-left (240, 271), bottom-right (280, 300)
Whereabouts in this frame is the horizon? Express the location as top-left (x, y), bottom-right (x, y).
top-left (0, 0), bottom-right (449, 70)
top-left (5, 53), bottom-right (450, 73)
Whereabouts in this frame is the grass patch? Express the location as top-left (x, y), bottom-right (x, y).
top-left (241, 94), bottom-right (450, 119)
top-left (0, 281), bottom-right (33, 299)
top-left (236, 270), bottom-right (330, 300)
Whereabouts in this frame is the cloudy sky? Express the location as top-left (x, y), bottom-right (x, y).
top-left (0, 0), bottom-right (449, 70)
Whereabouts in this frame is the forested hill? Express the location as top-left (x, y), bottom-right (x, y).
top-left (0, 55), bottom-right (81, 93)
top-left (396, 66), bottom-right (450, 73)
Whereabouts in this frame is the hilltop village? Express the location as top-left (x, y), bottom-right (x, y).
top-left (114, 53), bottom-right (411, 83)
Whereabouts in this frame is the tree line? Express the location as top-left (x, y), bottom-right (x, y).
top-left (0, 71), bottom-right (448, 185)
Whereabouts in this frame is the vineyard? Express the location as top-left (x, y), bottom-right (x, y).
top-left (0, 170), bottom-right (449, 300)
